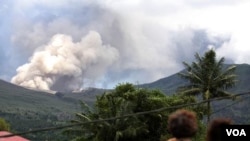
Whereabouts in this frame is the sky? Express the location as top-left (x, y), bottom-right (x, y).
top-left (1, 0), bottom-right (250, 91)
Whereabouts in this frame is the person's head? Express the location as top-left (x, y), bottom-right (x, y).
top-left (206, 117), bottom-right (233, 141)
top-left (167, 109), bottom-right (198, 139)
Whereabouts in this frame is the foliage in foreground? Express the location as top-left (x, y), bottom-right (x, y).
top-left (66, 83), bottom-right (207, 141)
top-left (0, 117), bottom-right (10, 131)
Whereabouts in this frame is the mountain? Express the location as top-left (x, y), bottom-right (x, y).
top-left (140, 63), bottom-right (250, 94)
top-left (0, 80), bottom-right (106, 140)
top-left (139, 70), bottom-right (187, 94)
top-left (140, 63), bottom-right (250, 124)
top-left (1, 63), bottom-right (250, 140)
top-left (0, 79), bottom-right (106, 115)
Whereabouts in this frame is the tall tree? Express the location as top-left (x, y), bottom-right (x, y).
top-left (178, 49), bottom-right (237, 123)
top-left (66, 83), bottom-right (203, 141)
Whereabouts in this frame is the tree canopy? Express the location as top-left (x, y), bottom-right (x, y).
top-left (66, 83), bottom-right (205, 141)
top-left (178, 49), bottom-right (237, 122)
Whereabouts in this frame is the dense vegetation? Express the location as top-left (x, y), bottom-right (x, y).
top-left (66, 83), bottom-right (206, 141)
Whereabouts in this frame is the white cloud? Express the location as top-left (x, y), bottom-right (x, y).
top-left (2, 0), bottom-right (250, 89)
top-left (105, 0), bottom-right (250, 64)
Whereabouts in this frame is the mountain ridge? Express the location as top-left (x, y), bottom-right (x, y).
top-left (140, 63), bottom-right (250, 94)
top-left (1, 63), bottom-right (250, 140)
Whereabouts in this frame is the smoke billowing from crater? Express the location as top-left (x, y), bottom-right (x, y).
top-left (11, 31), bottom-right (119, 92)
top-left (2, 0), bottom-right (249, 91)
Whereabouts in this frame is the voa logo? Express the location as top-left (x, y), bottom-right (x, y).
top-left (226, 129), bottom-right (246, 136)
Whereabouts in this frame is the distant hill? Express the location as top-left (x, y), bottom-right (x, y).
top-left (0, 79), bottom-right (106, 115)
top-left (1, 63), bottom-right (250, 140)
top-left (140, 63), bottom-right (250, 94)
top-left (140, 63), bottom-right (250, 124)
top-left (0, 80), bottom-right (106, 140)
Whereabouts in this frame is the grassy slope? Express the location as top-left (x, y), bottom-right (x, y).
top-left (0, 80), bottom-right (105, 140)
top-left (0, 80), bottom-right (78, 115)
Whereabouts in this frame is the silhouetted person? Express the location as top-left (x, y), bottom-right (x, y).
top-left (206, 117), bottom-right (233, 141)
top-left (167, 109), bottom-right (198, 141)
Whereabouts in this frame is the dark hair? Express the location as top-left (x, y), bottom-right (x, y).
top-left (167, 109), bottom-right (198, 139)
top-left (206, 118), bottom-right (232, 141)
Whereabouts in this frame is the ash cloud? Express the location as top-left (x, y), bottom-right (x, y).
top-left (11, 31), bottom-right (118, 91)
top-left (2, 0), bottom-right (245, 90)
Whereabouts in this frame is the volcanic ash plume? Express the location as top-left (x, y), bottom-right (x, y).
top-left (11, 31), bottom-right (119, 92)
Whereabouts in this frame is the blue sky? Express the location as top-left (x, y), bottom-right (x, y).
top-left (1, 0), bottom-right (250, 90)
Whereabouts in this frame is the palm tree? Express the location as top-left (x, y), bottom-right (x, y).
top-left (178, 49), bottom-right (237, 123)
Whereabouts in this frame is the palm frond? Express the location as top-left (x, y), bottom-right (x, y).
top-left (178, 71), bottom-right (203, 84)
top-left (79, 101), bottom-right (93, 114)
top-left (192, 61), bottom-right (202, 73)
top-left (210, 90), bottom-right (234, 99)
top-left (216, 57), bottom-right (225, 68)
top-left (75, 113), bottom-right (91, 121)
top-left (182, 62), bottom-right (192, 71)
top-left (214, 74), bottom-right (237, 89)
top-left (216, 65), bottom-right (236, 79)
top-left (178, 87), bottom-right (201, 96)
top-left (194, 52), bottom-right (202, 63)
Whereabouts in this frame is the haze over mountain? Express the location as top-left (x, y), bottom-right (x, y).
top-left (1, 0), bottom-right (250, 90)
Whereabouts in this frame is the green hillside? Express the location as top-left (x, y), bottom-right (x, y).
top-left (1, 63), bottom-right (250, 140)
top-left (0, 80), bottom-right (106, 140)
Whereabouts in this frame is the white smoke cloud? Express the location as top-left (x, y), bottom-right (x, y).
top-left (11, 31), bottom-right (119, 91)
top-left (9, 1), bottom-right (228, 90)
top-left (2, 0), bottom-right (249, 90)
